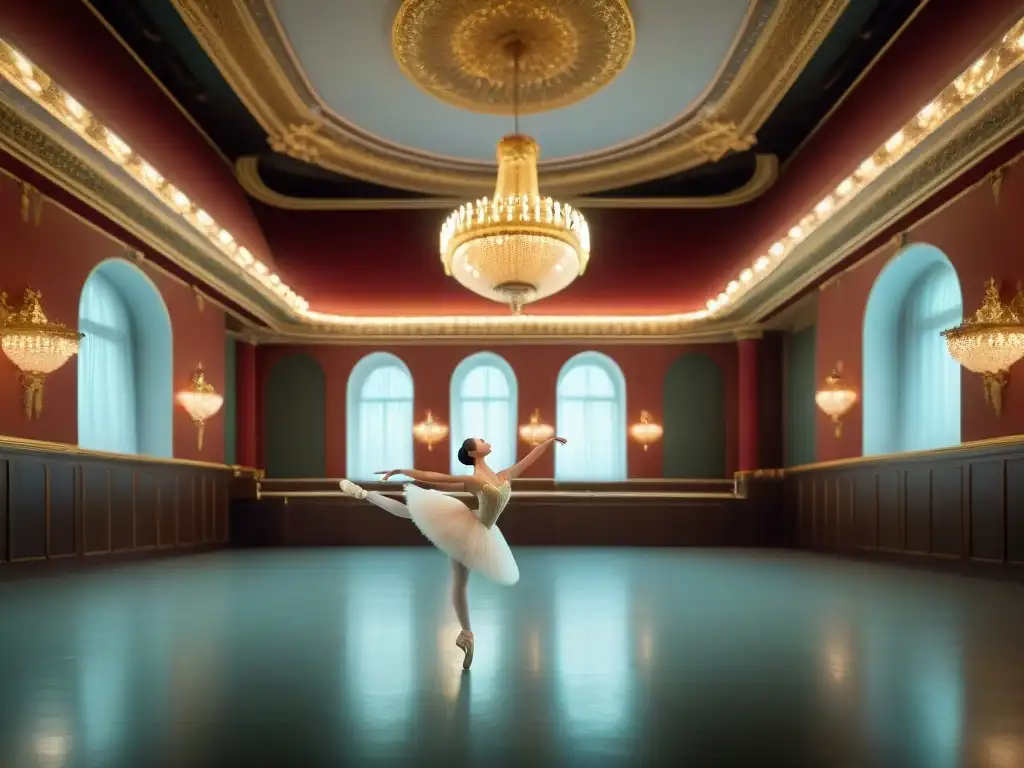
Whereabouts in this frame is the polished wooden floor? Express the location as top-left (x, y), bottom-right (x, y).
top-left (1, 549), bottom-right (1022, 767)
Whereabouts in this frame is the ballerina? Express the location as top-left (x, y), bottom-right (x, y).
top-left (338, 434), bottom-right (566, 669)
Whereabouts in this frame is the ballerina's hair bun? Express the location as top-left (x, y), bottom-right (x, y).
top-left (457, 438), bottom-right (476, 466)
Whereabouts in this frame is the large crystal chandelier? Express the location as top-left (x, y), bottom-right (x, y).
top-left (941, 279), bottom-right (1024, 415)
top-left (440, 41), bottom-right (590, 314)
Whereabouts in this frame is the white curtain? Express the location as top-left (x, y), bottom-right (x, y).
top-left (350, 364), bottom-right (413, 480)
top-left (898, 264), bottom-right (962, 452)
top-left (78, 273), bottom-right (137, 454)
top-left (556, 362), bottom-right (625, 481)
top-left (452, 364), bottom-right (515, 475)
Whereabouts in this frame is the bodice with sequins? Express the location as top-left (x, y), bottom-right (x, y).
top-left (475, 481), bottom-right (512, 528)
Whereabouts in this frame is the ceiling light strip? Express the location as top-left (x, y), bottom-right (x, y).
top-left (0, 21), bottom-right (1021, 333)
top-left (705, 18), bottom-right (1024, 316)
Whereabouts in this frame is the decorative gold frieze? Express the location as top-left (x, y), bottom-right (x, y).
top-left (168, 0), bottom-right (847, 197)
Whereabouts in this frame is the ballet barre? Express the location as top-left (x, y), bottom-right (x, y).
top-left (254, 486), bottom-right (737, 502)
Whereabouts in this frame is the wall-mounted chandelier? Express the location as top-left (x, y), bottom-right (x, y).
top-left (941, 279), bottom-right (1024, 415)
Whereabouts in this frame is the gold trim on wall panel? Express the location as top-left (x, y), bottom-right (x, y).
top-left (234, 154), bottom-right (780, 211)
top-left (171, 0), bottom-right (844, 197)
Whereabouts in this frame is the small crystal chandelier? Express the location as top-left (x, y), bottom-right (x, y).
top-left (0, 288), bottom-right (82, 419)
top-left (440, 41), bottom-right (590, 314)
top-left (815, 364), bottom-right (859, 438)
top-left (413, 410), bottom-right (449, 451)
top-left (629, 410), bottom-right (664, 452)
top-left (176, 364), bottom-right (224, 451)
top-left (518, 409), bottom-right (554, 445)
top-left (941, 279), bottom-right (1024, 415)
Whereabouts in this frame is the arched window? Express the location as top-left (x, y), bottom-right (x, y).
top-left (555, 352), bottom-right (627, 481)
top-left (346, 353), bottom-right (414, 480)
top-left (863, 244), bottom-right (962, 455)
top-left (78, 259), bottom-right (173, 457)
top-left (450, 352), bottom-right (517, 475)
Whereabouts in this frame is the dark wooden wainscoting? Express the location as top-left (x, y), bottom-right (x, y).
top-left (785, 437), bottom-right (1024, 580)
top-left (0, 438), bottom-right (245, 575)
top-left (231, 477), bottom-right (784, 548)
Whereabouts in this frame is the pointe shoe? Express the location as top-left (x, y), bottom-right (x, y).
top-left (339, 479), bottom-right (367, 500)
top-left (455, 630), bottom-right (475, 670)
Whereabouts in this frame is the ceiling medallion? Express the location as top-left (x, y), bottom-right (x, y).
top-left (439, 40), bottom-right (589, 314)
top-left (392, 0), bottom-right (635, 116)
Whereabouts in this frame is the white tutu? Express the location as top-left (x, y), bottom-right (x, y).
top-left (404, 484), bottom-right (520, 585)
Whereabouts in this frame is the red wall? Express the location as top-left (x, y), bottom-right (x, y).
top-left (815, 155), bottom-right (1024, 461)
top-left (255, 343), bottom-right (739, 479)
top-left (0, 171), bottom-right (228, 462)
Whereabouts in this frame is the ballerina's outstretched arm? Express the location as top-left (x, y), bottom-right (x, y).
top-left (499, 436), bottom-right (567, 481)
top-left (377, 468), bottom-right (485, 492)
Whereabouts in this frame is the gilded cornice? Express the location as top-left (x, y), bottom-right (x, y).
top-left (0, 84), bottom-right (288, 328)
top-left (169, 0), bottom-right (845, 199)
top-left (234, 153), bottom-right (780, 211)
top-left (734, 73), bottom-right (1024, 323)
top-left (0, 22), bottom-right (1021, 343)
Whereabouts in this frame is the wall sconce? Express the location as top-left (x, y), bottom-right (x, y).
top-left (0, 289), bottom-right (82, 419)
top-left (941, 279), bottom-right (1024, 416)
top-left (815, 363), bottom-right (858, 438)
top-left (175, 364), bottom-right (223, 451)
top-left (413, 410), bottom-right (448, 451)
top-left (518, 409), bottom-right (554, 445)
top-left (629, 410), bottom-right (663, 451)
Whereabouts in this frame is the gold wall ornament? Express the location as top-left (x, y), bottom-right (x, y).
top-left (941, 279), bottom-right (1024, 416)
top-left (175, 364), bottom-right (224, 451)
top-left (0, 289), bottom-right (83, 419)
top-left (391, 0), bottom-right (635, 116)
top-left (413, 410), bottom-right (449, 451)
top-left (693, 121), bottom-right (758, 163)
top-left (629, 410), bottom-right (664, 451)
top-left (518, 409), bottom-right (554, 445)
top-left (19, 181), bottom-right (42, 225)
top-left (814, 364), bottom-right (858, 438)
top-left (267, 122), bottom-right (321, 164)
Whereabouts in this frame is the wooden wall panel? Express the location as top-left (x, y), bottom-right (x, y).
top-left (969, 460), bottom-right (1005, 562)
top-left (0, 459), bottom-right (7, 562)
top-left (9, 458), bottom-right (47, 561)
top-left (110, 469), bottom-right (135, 551)
top-left (82, 467), bottom-right (110, 555)
top-left (1007, 458), bottom-right (1024, 565)
top-left (931, 467), bottom-right (962, 557)
top-left (785, 439), bottom-right (1024, 580)
top-left (135, 472), bottom-right (158, 549)
top-left (177, 475), bottom-right (195, 545)
top-left (0, 442), bottom-right (241, 575)
top-left (158, 473), bottom-right (176, 548)
top-left (48, 462), bottom-right (77, 558)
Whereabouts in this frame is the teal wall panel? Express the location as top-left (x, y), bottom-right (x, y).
top-left (264, 354), bottom-right (327, 478)
top-left (784, 326), bottom-right (817, 466)
top-left (662, 354), bottom-right (727, 478)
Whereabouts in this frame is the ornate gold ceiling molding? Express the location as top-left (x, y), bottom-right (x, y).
top-left (391, 0), bottom-right (636, 116)
top-left (1, 21), bottom-right (1020, 342)
top-left (169, 0), bottom-right (846, 197)
top-left (234, 153), bottom-right (779, 211)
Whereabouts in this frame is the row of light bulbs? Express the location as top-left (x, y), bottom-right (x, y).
top-left (706, 20), bottom-right (1024, 315)
top-left (1, 20), bottom-right (1021, 330)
